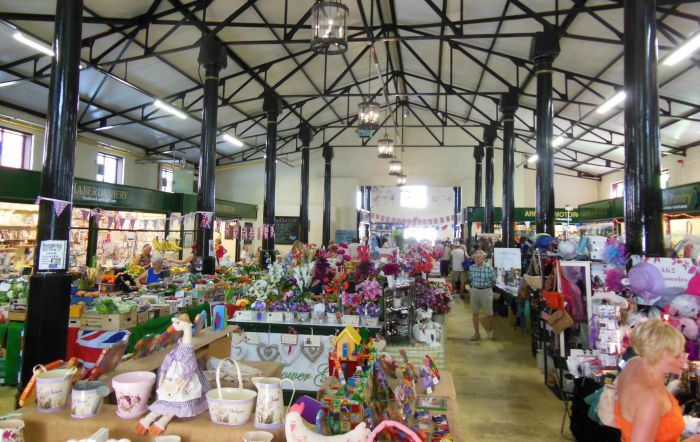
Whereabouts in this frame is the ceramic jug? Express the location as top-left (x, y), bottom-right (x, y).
top-left (251, 377), bottom-right (295, 430)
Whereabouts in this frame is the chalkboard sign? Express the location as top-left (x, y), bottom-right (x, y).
top-left (275, 216), bottom-right (300, 245)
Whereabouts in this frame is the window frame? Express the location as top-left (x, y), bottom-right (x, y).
top-left (95, 152), bottom-right (124, 184)
top-left (400, 185), bottom-right (428, 209)
top-left (0, 126), bottom-right (33, 170)
top-left (660, 169), bottom-right (671, 190)
top-left (159, 166), bottom-right (174, 192)
top-left (611, 181), bottom-right (624, 199)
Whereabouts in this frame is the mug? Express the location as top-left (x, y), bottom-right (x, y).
top-left (71, 381), bottom-right (110, 418)
top-left (243, 431), bottom-right (274, 442)
top-left (0, 419), bottom-right (24, 442)
top-left (34, 365), bottom-right (76, 413)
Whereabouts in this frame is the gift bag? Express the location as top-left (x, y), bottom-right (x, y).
top-left (524, 252), bottom-right (543, 290)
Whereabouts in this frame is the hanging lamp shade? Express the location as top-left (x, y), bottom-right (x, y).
top-left (397, 174), bottom-right (407, 186)
top-left (388, 160), bottom-right (403, 176)
top-left (356, 99), bottom-right (380, 138)
top-left (310, 1), bottom-right (349, 55)
top-left (377, 137), bottom-right (395, 159)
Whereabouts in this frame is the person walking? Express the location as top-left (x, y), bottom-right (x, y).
top-left (450, 240), bottom-right (468, 298)
top-left (469, 249), bottom-right (497, 341)
top-left (440, 240), bottom-right (452, 277)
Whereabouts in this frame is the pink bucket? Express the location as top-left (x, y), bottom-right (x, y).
top-left (112, 371), bottom-right (156, 419)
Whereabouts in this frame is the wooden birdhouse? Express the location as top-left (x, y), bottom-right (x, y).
top-left (334, 326), bottom-right (362, 362)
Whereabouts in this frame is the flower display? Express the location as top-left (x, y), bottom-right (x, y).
top-left (342, 292), bottom-right (363, 309)
top-left (356, 280), bottom-right (382, 302)
top-left (416, 281), bottom-right (452, 314)
top-left (381, 262), bottom-right (401, 276)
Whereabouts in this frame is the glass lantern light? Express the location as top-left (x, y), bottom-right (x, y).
top-left (310, 1), bottom-right (349, 55)
top-left (396, 174), bottom-right (407, 186)
top-left (377, 137), bottom-right (395, 159)
top-left (356, 99), bottom-right (380, 138)
top-left (388, 160), bottom-right (403, 176)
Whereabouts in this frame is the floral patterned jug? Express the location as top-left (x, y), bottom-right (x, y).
top-left (252, 377), bottom-right (295, 430)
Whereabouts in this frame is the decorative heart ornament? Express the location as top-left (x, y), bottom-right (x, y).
top-left (256, 343), bottom-right (280, 361)
top-left (279, 341), bottom-right (302, 366)
top-left (231, 344), bottom-right (248, 360)
top-left (301, 341), bottom-right (325, 363)
top-left (230, 332), bottom-right (245, 345)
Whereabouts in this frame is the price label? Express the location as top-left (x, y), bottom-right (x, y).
top-left (303, 335), bottom-right (321, 348)
top-left (0, 283), bottom-right (10, 292)
top-left (235, 310), bottom-right (253, 321)
top-left (341, 315), bottom-right (360, 326)
top-left (267, 312), bottom-right (284, 323)
top-left (244, 332), bottom-right (259, 344)
top-left (281, 333), bottom-right (298, 345)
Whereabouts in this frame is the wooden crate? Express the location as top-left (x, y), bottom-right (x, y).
top-left (137, 310), bottom-right (155, 325)
top-left (80, 311), bottom-right (137, 331)
top-left (8, 311), bottom-right (26, 322)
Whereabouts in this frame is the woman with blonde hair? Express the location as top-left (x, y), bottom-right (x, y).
top-left (614, 319), bottom-right (700, 441)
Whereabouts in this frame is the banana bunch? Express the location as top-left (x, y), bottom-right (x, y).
top-left (126, 264), bottom-right (144, 277)
top-left (152, 237), bottom-right (183, 252)
top-left (169, 266), bottom-right (188, 276)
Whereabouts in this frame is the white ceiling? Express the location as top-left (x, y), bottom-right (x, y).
top-left (0, 0), bottom-right (698, 178)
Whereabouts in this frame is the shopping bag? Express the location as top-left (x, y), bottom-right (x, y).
top-left (524, 252), bottom-right (543, 290)
top-left (585, 380), bottom-right (618, 427)
top-left (546, 309), bottom-right (574, 334)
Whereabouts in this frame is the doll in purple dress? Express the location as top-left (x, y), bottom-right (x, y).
top-left (136, 314), bottom-right (210, 435)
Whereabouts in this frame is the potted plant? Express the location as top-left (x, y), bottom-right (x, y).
top-left (381, 262), bottom-right (400, 288)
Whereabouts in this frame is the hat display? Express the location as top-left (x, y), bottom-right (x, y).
top-left (557, 240), bottom-right (578, 260)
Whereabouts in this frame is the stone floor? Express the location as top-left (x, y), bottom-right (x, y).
top-left (446, 296), bottom-right (572, 441)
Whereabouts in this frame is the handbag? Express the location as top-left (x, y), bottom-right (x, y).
top-left (585, 379), bottom-right (618, 427)
top-left (541, 262), bottom-right (565, 310)
top-left (546, 309), bottom-right (574, 334)
top-left (523, 253), bottom-right (542, 290)
top-left (462, 258), bottom-right (473, 271)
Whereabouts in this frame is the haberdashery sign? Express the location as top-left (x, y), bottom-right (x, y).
top-left (663, 184), bottom-right (699, 213)
top-left (232, 332), bottom-right (329, 391)
top-left (38, 240), bottom-right (67, 270)
top-left (631, 256), bottom-right (697, 289)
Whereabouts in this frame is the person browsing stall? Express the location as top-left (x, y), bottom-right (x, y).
top-left (137, 253), bottom-right (166, 287)
top-left (440, 240), bottom-right (452, 277)
top-left (469, 249), bottom-right (497, 341)
top-left (214, 238), bottom-right (226, 263)
top-left (132, 244), bottom-right (152, 268)
top-left (614, 319), bottom-right (700, 442)
top-left (450, 240), bottom-right (468, 298)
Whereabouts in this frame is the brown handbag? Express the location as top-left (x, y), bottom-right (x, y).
top-left (523, 253), bottom-right (543, 290)
top-left (546, 309), bottom-right (574, 334)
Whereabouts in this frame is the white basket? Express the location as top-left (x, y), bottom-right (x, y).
top-left (205, 358), bottom-right (257, 426)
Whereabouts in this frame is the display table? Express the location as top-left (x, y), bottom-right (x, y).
top-left (227, 318), bottom-right (383, 392)
top-left (384, 330), bottom-right (446, 370)
top-left (317, 371), bottom-right (462, 441)
top-left (19, 404), bottom-right (285, 442)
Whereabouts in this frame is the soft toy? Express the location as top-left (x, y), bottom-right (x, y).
top-left (678, 317), bottom-right (699, 340)
top-left (669, 294), bottom-right (700, 318)
top-left (624, 262), bottom-right (684, 303)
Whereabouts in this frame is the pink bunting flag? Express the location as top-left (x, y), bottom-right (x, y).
top-left (215, 218), bottom-right (222, 232)
top-left (119, 217), bottom-right (126, 229)
top-left (200, 212), bottom-right (213, 229)
top-left (262, 225), bottom-right (269, 239)
top-left (269, 225), bottom-right (275, 238)
top-left (233, 223), bottom-right (239, 239)
top-left (81, 210), bottom-right (90, 222)
top-left (107, 215), bottom-right (114, 229)
top-left (440, 217), bottom-right (445, 223)
top-left (241, 227), bottom-right (248, 241)
top-left (53, 200), bottom-right (70, 217)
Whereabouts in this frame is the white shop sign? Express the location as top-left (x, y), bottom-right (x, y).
top-left (38, 240), bottom-right (67, 271)
top-left (231, 332), bottom-right (330, 391)
top-left (631, 256), bottom-right (697, 288)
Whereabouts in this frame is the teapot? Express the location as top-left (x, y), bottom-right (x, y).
top-left (251, 377), bottom-right (295, 430)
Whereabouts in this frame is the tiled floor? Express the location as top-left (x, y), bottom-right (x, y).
top-left (446, 297), bottom-right (572, 441)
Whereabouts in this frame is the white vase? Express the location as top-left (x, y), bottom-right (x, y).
top-left (393, 296), bottom-right (403, 308)
top-left (387, 275), bottom-right (396, 288)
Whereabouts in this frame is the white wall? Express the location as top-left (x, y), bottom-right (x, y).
top-left (520, 168), bottom-right (600, 208)
top-left (0, 105), bottom-right (160, 190)
top-left (596, 147), bottom-right (700, 202)
top-left (370, 186), bottom-right (455, 219)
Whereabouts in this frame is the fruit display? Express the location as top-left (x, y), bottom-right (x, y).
top-left (77, 267), bottom-right (99, 290)
top-left (0, 278), bottom-right (29, 304)
top-left (168, 266), bottom-right (188, 276)
top-left (74, 290), bottom-right (100, 298)
top-left (126, 264), bottom-right (144, 278)
top-left (152, 237), bottom-right (182, 252)
top-left (101, 274), bottom-right (118, 284)
top-left (91, 297), bottom-right (138, 314)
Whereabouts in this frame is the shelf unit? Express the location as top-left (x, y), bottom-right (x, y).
top-left (384, 282), bottom-right (416, 343)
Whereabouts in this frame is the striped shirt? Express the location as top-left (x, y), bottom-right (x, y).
top-left (470, 263), bottom-right (496, 288)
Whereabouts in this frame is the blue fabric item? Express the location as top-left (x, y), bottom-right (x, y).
top-left (146, 267), bottom-right (163, 284)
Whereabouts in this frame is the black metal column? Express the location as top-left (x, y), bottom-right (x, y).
top-left (357, 185), bottom-right (365, 242)
top-left (262, 92), bottom-right (281, 267)
top-left (23, 0), bottom-right (83, 388)
top-left (483, 124), bottom-right (497, 234)
top-left (473, 144), bottom-right (484, 207)
top-left (624, 0), bottom-right (664, 256)
top-left (531, 28), bottom-right (560, 236)
top-left (453, 187), bottom-right (460, 239)
top-left (196, 36), bottom-right (226, 275)
top-left (501, 92), bottom-right (519, 248)
top-left (364, 186), bottom-right (372, 243)
top-left (322, 143), bottom-right (334, 247)
top-left (85, 213), bottom-right (98, 267)
top-left (299, 123), bottom-right (312, 244)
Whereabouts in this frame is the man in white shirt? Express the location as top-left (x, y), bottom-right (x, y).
top-left (450, 240), bottom-right (469, 298)
top-left (440, 240), bottom-right (451, 277)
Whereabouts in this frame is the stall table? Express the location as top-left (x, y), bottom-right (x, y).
top-left (317, 371), bottom-right (463, 442)
top-left (19, 404), bottom-right (285, 442)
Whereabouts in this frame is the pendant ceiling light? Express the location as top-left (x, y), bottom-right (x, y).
top-left (356, 99), bottom-right (380, 138)
top-left (377, 137), bottom-right (395, 159)
top-left (396, 174), bottom-right (407, 186)
top-left (310, 1), bottom-right (348, 55)
top-left (388, 160), bottom-right (403, 176)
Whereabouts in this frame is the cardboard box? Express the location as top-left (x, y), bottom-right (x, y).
top-left (68, 318), bottom-right (81, 328)
top-left (151, 304), bottom-right (175, 318)
top-left (99, 283), bottom-right (118, 294)
top-left (8, 311), bottom-right (26, 322)
top-left (81, 311), bottom-right (137, 331)
top-left (137, 310), bottom-right (155, 325)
